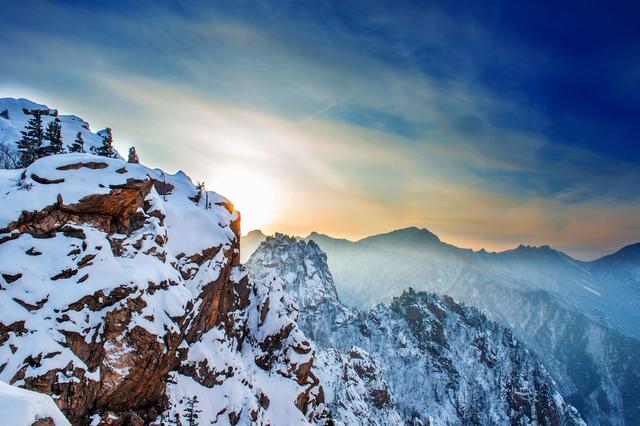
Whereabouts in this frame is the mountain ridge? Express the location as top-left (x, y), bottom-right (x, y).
top-left (246, 233), bottom-right (585, 425)
top-left (245, 226), bottom-right (639, 263)
top-left (241, 227), bottom-right (640, 424)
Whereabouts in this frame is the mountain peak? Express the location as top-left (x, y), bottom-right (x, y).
top-left (503, 243), bottom-right (570, 260)
top-left (355, 226), bottom-right (442, 250)
top-left (247, 234), bottom-right (340, 309)
top-left (593, 242), bottom-right (640, 266)
top-left (244, 229), bottom-right (266, 238)
top-left (305, 231), bottom-right (354, 245)
top-left (610, 242), bottom-right (640, 257)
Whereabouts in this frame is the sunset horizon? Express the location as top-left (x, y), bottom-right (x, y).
top-left (1, 2), bottom-right (639, 425)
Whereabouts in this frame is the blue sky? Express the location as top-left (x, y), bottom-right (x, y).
top-left (1, 0), bottom-right (639, 258)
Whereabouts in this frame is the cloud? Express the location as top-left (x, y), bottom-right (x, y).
top-left (1, 0), bottom-right (638, 259)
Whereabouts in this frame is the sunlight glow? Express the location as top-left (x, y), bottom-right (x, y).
top-left (212, 167), bottom-right (278, 233)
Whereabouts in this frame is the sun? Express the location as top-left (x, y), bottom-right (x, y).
top-left (213, 168), bottom-right (277, 233)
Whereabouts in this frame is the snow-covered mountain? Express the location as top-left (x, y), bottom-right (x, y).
top-left (242, 228), bottom-right (640, 425)
top-left (0, 99), bottom-right (631, 425)
top-left (0, 152), bottom-right (333, 425)
top-left (240, 229), bottom-right (267, 263)
top-left (0, 99), bottom-right (338, 425)
top-left (247, 234), bottom-right (585, 425)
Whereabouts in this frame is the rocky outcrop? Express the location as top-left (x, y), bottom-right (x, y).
top-left (0, 154), bottom-right (326, 425)
top-left (247, 234), bottom-right (340, 309)
top-left (315, 347), bottom-right (403, 425)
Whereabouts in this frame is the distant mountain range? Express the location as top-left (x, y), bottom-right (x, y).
top-left (247, 234), bottom-right (584, 425)
top-left (242, 227), bottom-right (640, 425)
top-left (243, 227), bottom-right (640, 335)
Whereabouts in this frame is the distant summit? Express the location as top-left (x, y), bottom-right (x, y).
top-left (240, 229), bottom-right (267, 263)
top-left (593, 242), bottom-right (640, 266)
top-left (357, 226), bottom-right (442, 247)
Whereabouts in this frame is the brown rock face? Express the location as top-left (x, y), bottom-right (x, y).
top-left (0, 178), bottom-right (153, 238)
top-left (182, 245), bottom-right (244, 344)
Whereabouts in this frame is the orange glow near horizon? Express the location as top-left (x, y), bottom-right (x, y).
top-left (212, 167), bottom-right (279, 234)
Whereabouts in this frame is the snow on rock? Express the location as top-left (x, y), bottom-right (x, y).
top-left (248, 234), bottom-right (586, 425)
top-left (247, 234), bottom-right (339, 309)
top-left (0, 146), bottom-right (310, 423)
top-left (0, 380), bottom-right (71, 425)
top-left (166, 268), bottom-right (328, 425)
top-left (315, 347), bottom-right (403, 425)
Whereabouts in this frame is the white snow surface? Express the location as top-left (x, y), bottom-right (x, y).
top-left (0, 380), bottom-right (70, 425)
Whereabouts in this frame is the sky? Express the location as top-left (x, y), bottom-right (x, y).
top-left (1, 0), bottom-right (639, 259)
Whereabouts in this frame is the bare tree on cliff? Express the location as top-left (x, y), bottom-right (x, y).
top-left (44, 117), bottom-right (64, 155)
top-left (0, 141), bottom-right (18, 169)
top-left (190, 181), bottom-right (205, 205)
top-left (69, 132), bottom-right (85, 153)
top-left (183, 396), bottom-right (202, 426)
top-left (17, 110), bottom-right (45, 167)
top-left (92, 128), bottom-right (117, 158)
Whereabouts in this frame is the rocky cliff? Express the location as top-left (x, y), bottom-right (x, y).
top-left (0, 151), bottom-right (327, 425)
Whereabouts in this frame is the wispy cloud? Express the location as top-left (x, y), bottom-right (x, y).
top-left (0, 0), bottom-right (638, 259)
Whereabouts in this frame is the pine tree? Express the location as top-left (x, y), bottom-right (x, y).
top-left (69, 132), bottom-right (85, 153)
top-left (0, 109), bottom-right (9, 119)
top-left (44, 117), bottom-right (64, 155)
top-left (183, 396), bottom-right (201, 426)
top-left (92, 128), bottom-right (117, 158)
top-left (17, 111), bottom-right (45, 167)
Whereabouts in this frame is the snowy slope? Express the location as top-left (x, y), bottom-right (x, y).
top-left (247, 234), bottom-right (585, 425)
top-left (0, 381), bottom-right (70, 425)
top-left (0, 153), bottom-right (232, 422)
